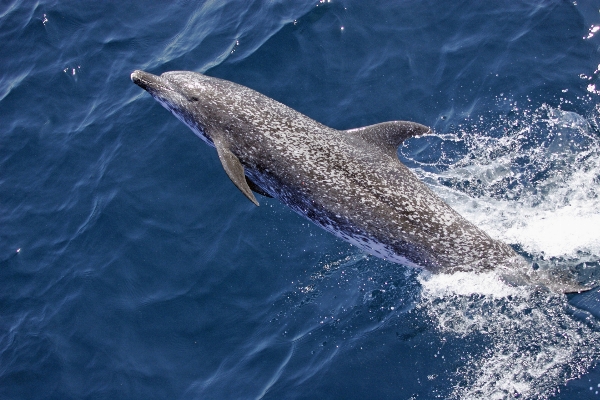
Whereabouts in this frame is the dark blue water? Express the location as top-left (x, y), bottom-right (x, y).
top-left (3, 1), bottom-right (600, 399)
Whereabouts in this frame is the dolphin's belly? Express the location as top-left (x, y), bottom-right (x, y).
top-left (303, 210), bottom-right (428, 270)
top-left (288, 189), bottom-right (443, 270)
top-left (245, 166), bottom-right (444, 270)
top-left (246, 154), bottom-right (516, 274)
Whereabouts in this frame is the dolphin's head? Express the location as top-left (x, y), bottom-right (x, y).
top-left (131, 70), bottom-right (218, 145)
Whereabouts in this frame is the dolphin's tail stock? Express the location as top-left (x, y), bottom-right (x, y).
top-left (498, 257), bottom-right (595, 294)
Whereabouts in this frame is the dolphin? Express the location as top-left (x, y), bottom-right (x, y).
top-left (131, 70), bottom-right (589, 293)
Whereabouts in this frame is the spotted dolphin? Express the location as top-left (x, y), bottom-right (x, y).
top-left (131, 70), bottom-right (588, 293)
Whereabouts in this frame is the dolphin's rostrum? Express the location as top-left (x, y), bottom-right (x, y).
top-left (131, 70), bottom-right (588, 293)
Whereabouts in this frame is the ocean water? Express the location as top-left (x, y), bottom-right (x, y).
top-left (2, 0), bottom-right (600, 399)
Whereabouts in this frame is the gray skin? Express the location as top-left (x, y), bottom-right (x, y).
top-left (131, 70), bottom-right (588, 293)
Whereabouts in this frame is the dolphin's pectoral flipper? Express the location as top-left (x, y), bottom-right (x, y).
top-left (246, 176), bottom-right (273, 198)
top-left (214, 140), bottom-right (260, 206)
top-left (345, 121), bottom-right (431, 157)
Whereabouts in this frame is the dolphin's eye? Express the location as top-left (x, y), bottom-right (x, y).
top-left (189, 95), bottom-right (199, 102)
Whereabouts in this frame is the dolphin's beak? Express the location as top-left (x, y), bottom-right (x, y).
top-left (131, 70), bottom-right (164, 93)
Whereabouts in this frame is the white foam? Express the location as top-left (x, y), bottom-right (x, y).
top-left (503, 206), bottom-right (600, 257)
top-left (417, 275), bottom-right (599, 399)
top-left (418, 270), bottom-right (523, 299)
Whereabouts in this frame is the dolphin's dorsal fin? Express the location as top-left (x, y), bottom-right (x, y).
top-left (344, 121), bottom-right (430, 156)
top-left (213, 139), bottom-right (259, 206)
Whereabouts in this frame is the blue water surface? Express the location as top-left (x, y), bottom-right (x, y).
top-left (2, 1), bottom-right (600, 399)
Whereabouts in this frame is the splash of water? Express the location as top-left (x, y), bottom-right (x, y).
top-left (406, 103), bottom-right (600, 398)
top-left (418, 271), bottom-right (599, 399)
top-left (405, 103), bottom-right (600, 285)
